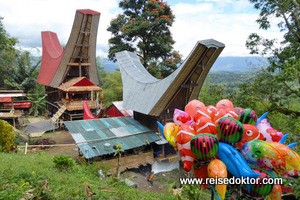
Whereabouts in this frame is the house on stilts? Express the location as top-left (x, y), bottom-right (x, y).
top-left (37, 9), bottom-right (103, 122)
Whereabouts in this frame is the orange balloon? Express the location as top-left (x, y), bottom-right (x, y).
top-left (194, 116), bottom-right (217, 135)
top-left (185, 100), bottom-right (205, 119)
top-left (216, 99), bottom-right (234, 110)
top-left (236, 124), bottom-right (263, 149)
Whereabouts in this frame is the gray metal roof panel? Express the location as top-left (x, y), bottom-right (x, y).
top-left (116, 39), bottom-right (225, 116)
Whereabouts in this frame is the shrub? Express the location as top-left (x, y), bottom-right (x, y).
top-left (0, 119), bottom-right (15, 152)
top-left (52, 155), bottom-right (75, 171)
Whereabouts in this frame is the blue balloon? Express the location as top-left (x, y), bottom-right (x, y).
top-left (218, 142), bottom-right (260, 179)
top-left (256, 112), bottom-right (268, 125)
top-left (279, 134), bottom-right (289, 144)
top-left (156, 121), bottom-right (166, 139)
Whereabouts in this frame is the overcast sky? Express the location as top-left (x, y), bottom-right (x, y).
top-left (0, 0), bottom-right (283, 59)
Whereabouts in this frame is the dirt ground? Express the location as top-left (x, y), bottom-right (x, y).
top-left (28, 129), bottom-right (78, 157)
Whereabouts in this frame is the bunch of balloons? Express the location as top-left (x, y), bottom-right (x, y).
top-left (158, 99), bottom-right (300, 200)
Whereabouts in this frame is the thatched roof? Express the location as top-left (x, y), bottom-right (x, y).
top-left (116, 39), bottom-right (225, 117)
top-left (58, 77), bottom-right (102, 92)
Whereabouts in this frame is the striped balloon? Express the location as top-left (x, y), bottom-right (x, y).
top-left (190, 134), bottom-right (219, 161)
top-left (217, 117), bottom-right (244, 144)
top-left (239, 108), bottom-right (257, 125)
top-left (248, 168), bottom-right (274, 197)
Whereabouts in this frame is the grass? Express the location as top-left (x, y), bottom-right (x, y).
top-left (0, 152), bottom-right (176, 200)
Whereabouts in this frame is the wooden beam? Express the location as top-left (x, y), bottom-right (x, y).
top-left (67, 62), bottom-right (91, 66)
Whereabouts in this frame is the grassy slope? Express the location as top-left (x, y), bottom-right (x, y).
top-left (0, 152), bottom-right (175, 200)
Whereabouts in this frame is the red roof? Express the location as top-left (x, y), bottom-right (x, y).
top-left (0, 97), bottom-right (12, 102)
top-left (37, 31), bottom-right (63, 86)
top-left (77, 9), bottom-right (100, 15)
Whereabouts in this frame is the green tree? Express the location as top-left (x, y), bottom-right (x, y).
top-left (245, 0), bottom-right (300, 117)
top-left (0, 119), bottom-right (15, 152)
top-left (4, 50), bottom-right (40, 92)
top-left (0, 17), bottom-right (18, 87)
top-left (107, 0), bottom-right (182, 78)
top-left (101, 70), bottom-right (123, 107)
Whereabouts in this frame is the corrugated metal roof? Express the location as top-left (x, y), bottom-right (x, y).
top-left (64, 117), bottom-right (160, 159)
top-left (116, 39), bottom-right (225, 116)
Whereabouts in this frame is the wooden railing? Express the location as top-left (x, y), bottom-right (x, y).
top-left (61, 99), bottom-right (99, 111)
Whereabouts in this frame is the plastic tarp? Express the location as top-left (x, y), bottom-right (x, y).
top-left (151, 160), bottom-right (179, 174)
top-left (24, 120), bottom-right (57, 134)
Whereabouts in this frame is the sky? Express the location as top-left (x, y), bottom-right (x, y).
top-left (0, 0), bottom-right (283, 59)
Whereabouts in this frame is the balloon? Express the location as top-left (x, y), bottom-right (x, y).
top-left (217, 142), bottom-right (260, 179)
top-left (194, 106), bottom-right (211, 120)
top-left (193, 116), bottom-right (217, 135)
top-left (173, 109), bottom-right (193, 126)
top-left (266, 184), bottom-right (282, 200)
top-left (193, 165), bottom-right (208, 190)
top-left (238, 108), bottom-right (257, 125)
top-left (248, 168), bottom-right (274, 197)
top-left (241, 140), bottom-right (286, 174)
top-left (217, 117), bottom-right (244, 144)
top-left (236, 124), bottom-right (264, 149)
top-left (269, 142), bottom-right (300, 176)
top-left (234, 107), bottom-right (245, 115)
top-left (184, 100), bottom-right (205, 120)
top-left (207, 159), bottom-right (227, 200)
top-left (216, 99), bottom-right (234, 110)
top-left (163, 122), bottom-right (179, 149)
top-left (176, 124), bottom-right (196, 172)
top-left (206, 105), bottom-right (218, 119)
top-left (156, 121), bottom-right (165, 139)
top-left (256, 119), bottom-right (283, 142)
top-left (190, 134), bottom-right (219, 161)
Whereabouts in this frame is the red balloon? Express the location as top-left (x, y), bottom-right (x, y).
top-left (216, 99), bottom-right (234, 110)
top-left (185, 100), bottom-right (205, 119)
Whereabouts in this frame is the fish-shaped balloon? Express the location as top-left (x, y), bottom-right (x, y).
top-left (163, 122), bottom-right (179, 149)
top-left (269, 142), bottom-right (300, 176)
top-left (184, 99), bottom-right (205, 120)
top-left (173, 109), bottom-right (193, 126)
top-left (236, 124), bottom-right (264, 149)
top-left (193, 116), bottom-right (217, 135)
top-left (256, 119), bottom-right (283, 142)
top-left (207, 159), bottom-right (227, 200)
top-left (241, 140), bottom-right (286, 174)
top-left (218, 142), bottom-right (260, 179)
top-left (176, 124), bottom-right (196, 172)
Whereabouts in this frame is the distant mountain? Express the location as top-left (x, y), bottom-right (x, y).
top-left (101, 56), bottom-right (269, 72)
top-left (101, 58), bottom-right (119, 71)
top-left (211, 56), bottom-right (269, 72)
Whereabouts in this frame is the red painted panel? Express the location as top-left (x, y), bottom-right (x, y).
top-left (0, 97), bottom-right (12, 102)
top-left (77, 9), bottom-right (100, 15)
top-left (3, 101), bottom-right (31, 108)
top-left (37, 31), bottom-right (63, 86)
top-left (106, 105), bottom-right (124, 117)
top-left (73, 77), bottom-right (95, 86)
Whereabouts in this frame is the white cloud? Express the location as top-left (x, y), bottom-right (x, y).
top-left (0, 0), bottom-right (284, 59)
top-left (171, 1), bottom-right (284, 58)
